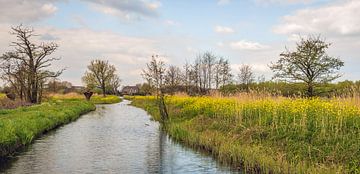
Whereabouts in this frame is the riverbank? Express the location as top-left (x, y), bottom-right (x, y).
top-left (0, 95), bottom-right (121, 158)
top-left (126, 95), bottom-right (360, 173)
top-left (48, 93), bottom-right (122, 104)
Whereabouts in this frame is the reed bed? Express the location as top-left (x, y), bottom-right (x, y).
top-left (127, 95), bottom-right (360, 173)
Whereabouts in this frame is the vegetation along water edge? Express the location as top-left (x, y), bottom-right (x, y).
top-left (126, 95), bottom-right (360, 173)
top-left (0, 94), bottom-right (121, 158)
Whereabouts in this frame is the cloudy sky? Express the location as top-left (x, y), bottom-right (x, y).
top-left (0, 0), bottom-right (359, 86)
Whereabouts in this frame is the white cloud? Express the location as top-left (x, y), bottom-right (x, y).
top-left (84, 0), bottom-right (161, 21)
top-left (229, 40), bottom-right (269, 50)
top-left (217, 42), bottom-right (225, 47)
top-left (0, 24), bottom-right (161, 86)
top-left (0, 0), bottom-right (59, 23)
top-left (214, 25), bottom-right (235, 34)
top-left (273, 0), bottom-right (360, 36)
top-left (271, 0), bottom-right (360, 81)
top-left (232, 63), bottom-right (270, 72)
top-left (255, 0), bottom-right (313, 5)
top-left (164, 20), bottom-right (180, 26)
top-left (218, 0), bottom-right (231, 5)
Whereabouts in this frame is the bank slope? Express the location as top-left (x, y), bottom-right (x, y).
top-left (0, 99), bottom-right (95, 158)
top-left (127, 96), bottom-right (360, 173)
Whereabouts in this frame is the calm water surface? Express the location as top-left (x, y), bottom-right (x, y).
top-left (0, 100), bottom-right (240, 174)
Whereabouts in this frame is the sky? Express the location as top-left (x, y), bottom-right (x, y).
top-left (0, 0), bottom-right (359, 86)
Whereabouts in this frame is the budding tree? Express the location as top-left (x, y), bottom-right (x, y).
top-left (270, 35), bottom-right (344, 97)
top-left (82, 60), bottom-right (118, 97)
top-left (142, 55), bottom-right (168, 122)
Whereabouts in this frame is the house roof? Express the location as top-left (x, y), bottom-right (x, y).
top-left (121, 86), bottom-right (139, 91)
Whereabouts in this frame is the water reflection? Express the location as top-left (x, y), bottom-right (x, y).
top-left (0, 100), bottom-right (240, 174)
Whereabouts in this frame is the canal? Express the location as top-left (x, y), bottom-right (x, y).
top-left (0, 100), bottom-right (240, 173)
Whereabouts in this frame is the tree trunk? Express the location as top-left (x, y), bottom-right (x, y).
top-left (307, 83), bottom-right (314, 97)
top-left (30, 80), bottom-right (38, 103)
top-left (158, 89), bottom-right (168, 123)
top-left (102, 84), bottom-right (106, 97)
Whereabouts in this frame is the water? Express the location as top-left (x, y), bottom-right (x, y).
top-left (0, 100), bottom-right (240, 174)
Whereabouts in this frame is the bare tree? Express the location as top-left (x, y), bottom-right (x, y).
top-left (165, 65), bottom-right (182, 94)
top-left (270, 35), bottom-right (344, 96)
top-left (185, 52), bottom-right (232, 93)
top-left (193, 55), bottom-right (202, 92)
top-left (82, 59), bottom-right (117, 97)
top-left (216, 57), bottom-right (232, 88)
top-left (108, 74), bottom-right (121, 95)
top-left (142, 55), bottom-right (168, 122)
top-left (202, 52), bottom-right (216, 89)
top-left (257, 75), bottom-right (266, 83)
top-left (238, 64), bottom-right (254, 92)
top-left (214, 59), bottom-right (222, 89)
top-left (142, 55), bottom-right (166, 94)
top-left (0, 25), bottom-right (64, 103)
top-left (183, 61), bottom-right (191, 93)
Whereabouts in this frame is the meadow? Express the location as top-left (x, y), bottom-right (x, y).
top-left (127, 94), bottom-right (360, 173)
top-left (0, 93), bottom-right (121, 158)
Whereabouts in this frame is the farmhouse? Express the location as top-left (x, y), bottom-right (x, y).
top-left (121, 86), bottom-right (139, 95)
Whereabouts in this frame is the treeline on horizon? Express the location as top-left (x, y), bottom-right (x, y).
top-left (138, 35), bottom-right (350, 98)
top-left (137, 66), bottom-right (360, 98)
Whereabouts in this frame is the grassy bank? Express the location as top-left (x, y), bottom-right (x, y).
top-left (0, 99), bottom-right (95, 157)
top-left (126, 95), bottom-right (360, 173)
top-left (90, 95), bottom-right (122, 104)
top-left (49, 93), bottom-right (122, 104)
top-left (0, 94), bottom-right (121, 158)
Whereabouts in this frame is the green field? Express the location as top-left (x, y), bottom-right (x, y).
top-left (127, 95), bottom-right (360, 173)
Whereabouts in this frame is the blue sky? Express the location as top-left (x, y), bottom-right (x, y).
top-left (0, 0), bottom-right (359, 86)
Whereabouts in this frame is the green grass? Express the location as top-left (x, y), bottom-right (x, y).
top-left (49, 93), bottom-right (121, 104)
top-left (0, 94), bottom-right (121, 158)
top-left (90, 95), bottom-right (121, 104)
top-left (0, 98), bottom-right (95, 157)
top-left (127, 95), bottom-right (360, 173)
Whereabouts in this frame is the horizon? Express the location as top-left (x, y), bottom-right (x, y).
top-left (0, 0), bottom-right (359, 86)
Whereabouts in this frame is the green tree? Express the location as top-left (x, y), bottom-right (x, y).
top-left (270, 35), bottom-right (344, 97)
top-left (82, 60), bottom-right (117, 97)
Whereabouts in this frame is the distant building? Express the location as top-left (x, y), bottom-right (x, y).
top-left (72, 86), bottom-right (85, 91)
top-left (121, 86), bottom-right (140, 95)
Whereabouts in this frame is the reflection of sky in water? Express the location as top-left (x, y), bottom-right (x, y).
top-left (0, 100), bottom-right (241, 174)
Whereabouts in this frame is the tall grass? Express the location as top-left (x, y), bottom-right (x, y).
top-left (128, 95), bottom-right (360, 173)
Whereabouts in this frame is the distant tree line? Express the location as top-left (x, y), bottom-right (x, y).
top-left (219, 80), bottom-right (360, 97)
top-left (140, 52), bottom-right (233, 96)
top-left (140, 35), bottom-right (345, 97)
